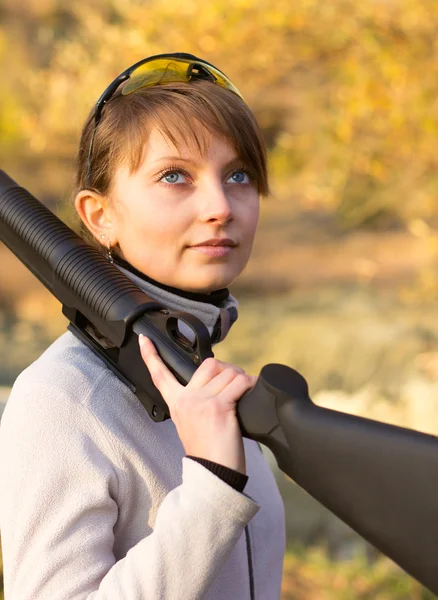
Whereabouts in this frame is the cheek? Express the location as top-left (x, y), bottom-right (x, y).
top-left (117, 202), bottom-right (168, 240)
top-left (116, 208), bottom-right (186, 265)
top-left (115, 212), bottom-right (155, 257)
top-left (241, 197), bottom-right (260, 239)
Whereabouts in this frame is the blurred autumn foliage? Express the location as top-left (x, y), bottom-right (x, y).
top-left (281, 547), bottom-right (436, 600)
top-left (3, 4), bottom-right (438, 598)
top-left (1, 0), bottom-right (438, 230)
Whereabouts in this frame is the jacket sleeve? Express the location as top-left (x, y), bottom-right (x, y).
top-left (0, 375), bottom-right (259, 600)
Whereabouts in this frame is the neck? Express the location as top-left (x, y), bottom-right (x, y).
top-left (112, 256), bottom-right (239, 344)
top-left (113, 255), bottom-right (229, 306)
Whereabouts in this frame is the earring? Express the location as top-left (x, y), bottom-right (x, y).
top-left (107, 239), bottom-right (114, 264)
top-left (100, 233), bottom-right (114, 263)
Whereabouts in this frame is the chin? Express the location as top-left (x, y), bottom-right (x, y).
top-left (180, 270), bottom-right (238, 294)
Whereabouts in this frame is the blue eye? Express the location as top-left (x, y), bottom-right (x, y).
top-left (162, 171), bottom-right (187, 184)
top-left (227, 170), bottom-right (250, 184)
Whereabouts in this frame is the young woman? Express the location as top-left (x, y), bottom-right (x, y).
top-left (0, 53), bottom-right (285, 599)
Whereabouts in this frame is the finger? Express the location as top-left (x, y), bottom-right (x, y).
top-left (249, 375), bottom-right (258, 387)
top-left (189, 357), bottom-right (244, 389)
top-left (216, 372), bottom-right (255, 407)
top-left (188, 357), bottom-right (223, 388)
top-left (138, 335), bottom-right (181, 401)
top-left (214, 360), bottom-right (245, 375)
top-left (202, 367), bottom-right (241, 397)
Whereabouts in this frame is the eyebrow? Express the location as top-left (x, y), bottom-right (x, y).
top-left (151, 155), bottom-right (244, 168)
top-left (151, 156), bottom-right (198, 165)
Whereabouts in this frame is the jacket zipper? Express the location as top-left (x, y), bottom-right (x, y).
top-left (244, 525), bottom-right (255, 600)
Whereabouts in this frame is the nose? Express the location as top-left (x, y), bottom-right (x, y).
top-left (199, 182), bottom-right (233, 225)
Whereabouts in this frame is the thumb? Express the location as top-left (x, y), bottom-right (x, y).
top-left (139, 335), bottom-right (181, 408)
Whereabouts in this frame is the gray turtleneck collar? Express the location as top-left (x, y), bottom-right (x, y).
top-left (116, 264), bottom-right (239, 344)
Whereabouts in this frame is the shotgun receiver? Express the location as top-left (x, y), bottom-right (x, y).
top-left (1, 170), bottom-right (437, 595)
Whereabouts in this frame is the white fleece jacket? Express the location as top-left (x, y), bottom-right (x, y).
top-left (0, 331), bottom-right (285, 599)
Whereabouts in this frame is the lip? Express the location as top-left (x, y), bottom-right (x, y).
top-left (190, 238), bottom-right (237, 247)
top-left (189, 245), bottom-right (234, 258)
top-left (188, 238), bottom-right (237, 258)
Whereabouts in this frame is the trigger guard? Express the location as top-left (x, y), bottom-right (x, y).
top-left (165, 311), bottom-right (213, 362)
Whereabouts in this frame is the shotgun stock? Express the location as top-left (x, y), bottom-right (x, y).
top-left (1, 170), bottom-right (437, 595)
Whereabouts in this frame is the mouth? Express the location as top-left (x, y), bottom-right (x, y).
top-left (190, 238), bottom-right (237, 248)
top-left (188, 238), bottom-right (237, 258)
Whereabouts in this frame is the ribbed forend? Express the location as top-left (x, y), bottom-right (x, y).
top-left (0, 183), bottom-right (150, 322)
top-left (1, 187), bottom-right (78, 261)
top-left (54, 245), bottom-right (149, 320)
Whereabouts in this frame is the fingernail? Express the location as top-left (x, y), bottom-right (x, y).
top-left (139, 334), bottom-right (146, 347)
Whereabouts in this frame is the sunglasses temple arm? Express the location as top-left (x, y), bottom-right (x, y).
top-left (84, 127), bottom-right (97, 189)
top-left (95, 73), bottom-right (131, 125)
top-left (85, 73), bottom-right (131, 188)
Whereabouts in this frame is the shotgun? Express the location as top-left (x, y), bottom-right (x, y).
top-left (1, 170), bottom-right (437, 595)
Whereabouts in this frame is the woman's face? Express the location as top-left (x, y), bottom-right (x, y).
top-left (107, 124), bottom-right (260, 293)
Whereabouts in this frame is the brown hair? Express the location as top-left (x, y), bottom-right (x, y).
top-left (73, 80), bottom-right (269, 241)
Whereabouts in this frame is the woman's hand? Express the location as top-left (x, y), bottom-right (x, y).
top-left (139, 335), bottom-right (256, 474)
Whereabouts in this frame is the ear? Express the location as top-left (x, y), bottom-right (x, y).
top-left (74, 190), bottom-right (117, 245)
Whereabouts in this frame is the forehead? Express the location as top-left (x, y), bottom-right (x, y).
top-left (140, 123), bottom-right (239, 166)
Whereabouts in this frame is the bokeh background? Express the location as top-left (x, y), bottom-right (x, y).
top-left (1, 0), bottom-right (438, 597)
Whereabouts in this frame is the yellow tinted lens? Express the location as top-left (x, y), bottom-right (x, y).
top-left (122, 59), bottom-right (191, 95)
top-left (203, 65), bottom-right (243, 98)
top-left (122, 57), bottom-right (243, 99)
